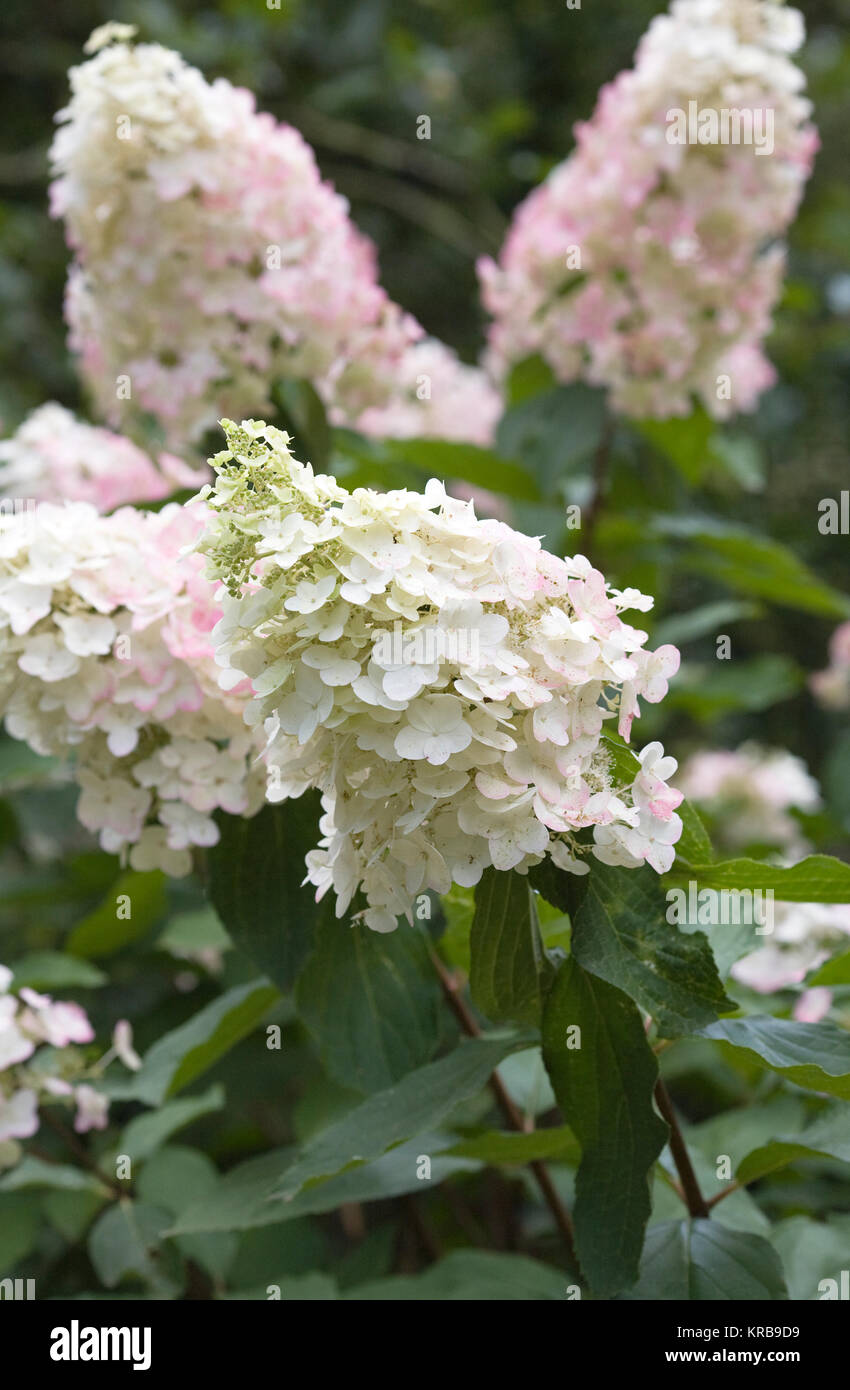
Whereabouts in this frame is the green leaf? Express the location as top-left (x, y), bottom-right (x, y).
top-left (770, 1215), bottom-right (850, 1301)
top-left (808, 949), bottom-right (850, 987)
top-left (170, 1134), bottom-right (479, 1235)
top-left (439, 1126), bottom-right (579, 1165)
top-left (271, 378), bottom-right (331, 472)
top-left (469, 867), bottom-right (553, 1026)
top-left (272, 1033), bottom-right (532, 1203)
top-left (655, 517), bottom-right (850, 618)
top-left (9, 952), bottom-right (107, 991)
top-left (570, 864), bottom-right (733, 1036)
top-left (652, 600), bottom-right (763, 649)
top-left (137, 1145), bottom-right (219, 1216)
top-left (207, 793), bottom-right (323, 993)
top-left (676, 801), bottom-right (714, 866)
top-left (542, 957), bottom-right (668, 1296)
top-left (497, 382), bottom-right (606, 495)
top-left (126, 981), bottom-right (279, 1104)
top-left (505, 353), bottom-right (557, 407)
top-left (0, 1158), bottom-right (106, 1194)
top-left (382, 438), bottom-right (540, 502)
top-left (345, 1250), bottom-right (566, 1300)
top-left (119, 1085), bottom-right (225, 1163)
top-left (295, 918), bottom-right (444, 1092)
top-left (665, 655), bottom-right (803, 721)
top-left (736, 1106), bottom-right (850, 1186)
top-left (668, 854), bottom-right (850, 903)
top-left (0, 1194), bottom-right (40, 1274)
top-left (66, 871), bottom-right (167, 958)
top-left (618, 1220), bottom-right (787, 1300)
top-left (699, 1017), bottom-right (850, 1099)
top-left (87, 1200), bottom-right (178, 1295)
top-left (156, 908), bottom-right (231, 958)
top-left (637, 409), bottom-right (715, 485)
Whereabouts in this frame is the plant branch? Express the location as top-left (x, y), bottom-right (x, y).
top-left (430, 950), bottom-right (577, 1263)
top-left (653, 1078), bottom-right (709, 1219)
top-left (705, 1181), bottom-right (741, 1209)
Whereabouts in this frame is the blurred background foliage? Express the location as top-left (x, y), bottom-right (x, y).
top-left (0, 0), bottom-right (848, 1299)
top-left (0, 0), bottom-right (848, 767)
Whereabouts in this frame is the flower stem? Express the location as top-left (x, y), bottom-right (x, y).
top-left (653, 1078), bottom-right (710, 1219)
top-left (430, 949), bottom-right (577, 1264)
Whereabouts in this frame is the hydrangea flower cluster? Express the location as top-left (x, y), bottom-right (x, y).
top-left (810, 621), bottom-right (850, 710)
top-left (678, 741), bottom-right (820, 858)
top-left (50, 26), bottom-right (498, 455)
top-left (0, 964), bottom-right (106, 1150)
top-left (479, 0), bottom-right (817, 419)
top-left (679, 743), bottom-right (850, 1005)
top-left (352, 339), bottom-right (502, 447)
top-left (0, 404), bottom-right (205, 513)
top-left (0, 498), bottom-right (265, 875)
top-left (198, 419), bottom-right (683, 933)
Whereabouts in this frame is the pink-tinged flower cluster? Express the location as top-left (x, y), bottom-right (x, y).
top-left (352, 340), bottom-right (503, 447)
top-left (0, 497), bottom-right (265, 875)
top-left (199, 420), bottom-right (682, 933)
top-left (49, 27), bottom-right (429, 453)
top-left (0, 963), bottom-right (104, 1149)
top-left (678, 741), bottom-right (819, 858)
top-left (810, 621), bottom-right (850, 711)
top-left (479, 0), bottom-right (817, 420)
top-left (0, 404), bottom-right (206, 513)
top-left (679, 742), bottom-right (850, 999)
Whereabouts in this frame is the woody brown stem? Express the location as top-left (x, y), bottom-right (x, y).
top-left (653, 1078), bottom-right (709, 1219)
top-left (430, 950), bottom-right (577, 1264)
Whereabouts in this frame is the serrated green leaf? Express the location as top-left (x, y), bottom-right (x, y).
top-left (668, 854), bottom-right (850, 903)
top-left (207, 793), bottom-right (323, 992)
top-left (570, 863), bottom-right (733, 1036)
top-left (439, 1125), bottom-right (579, 1165)
top-left (295, 918), bottom-right (443, 1092)
top-left (469, 867), bottom-right (553, 1026)
top-left (542, 957), bottom-right (668, 1296)
top-left (618, 1220), bottom-right (788, 1300)
top-left (170, 1134), bottom-right (479, 1235)
top-left (272, 1033), bottom-right (532, 1203)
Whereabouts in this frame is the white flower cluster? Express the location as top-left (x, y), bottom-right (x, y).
top-left (0, 964), bottom-right (104, 1148)
top-left (0, 498), bottom-right (265, 874)
top-left (679, 743), bottom-right (850, 1000)
top-left (479, 0), bottom-right (817, 419)
top-left (49, 28), bottom-right (499, 455)
top-left (352, 339), bottom-right (502, 447)
top-left (0, 403), bottom-right (206, 513)
top-left (198, 420), bottom-right (683, 933)
top-left (678, 741), bottom-right (820, 859)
